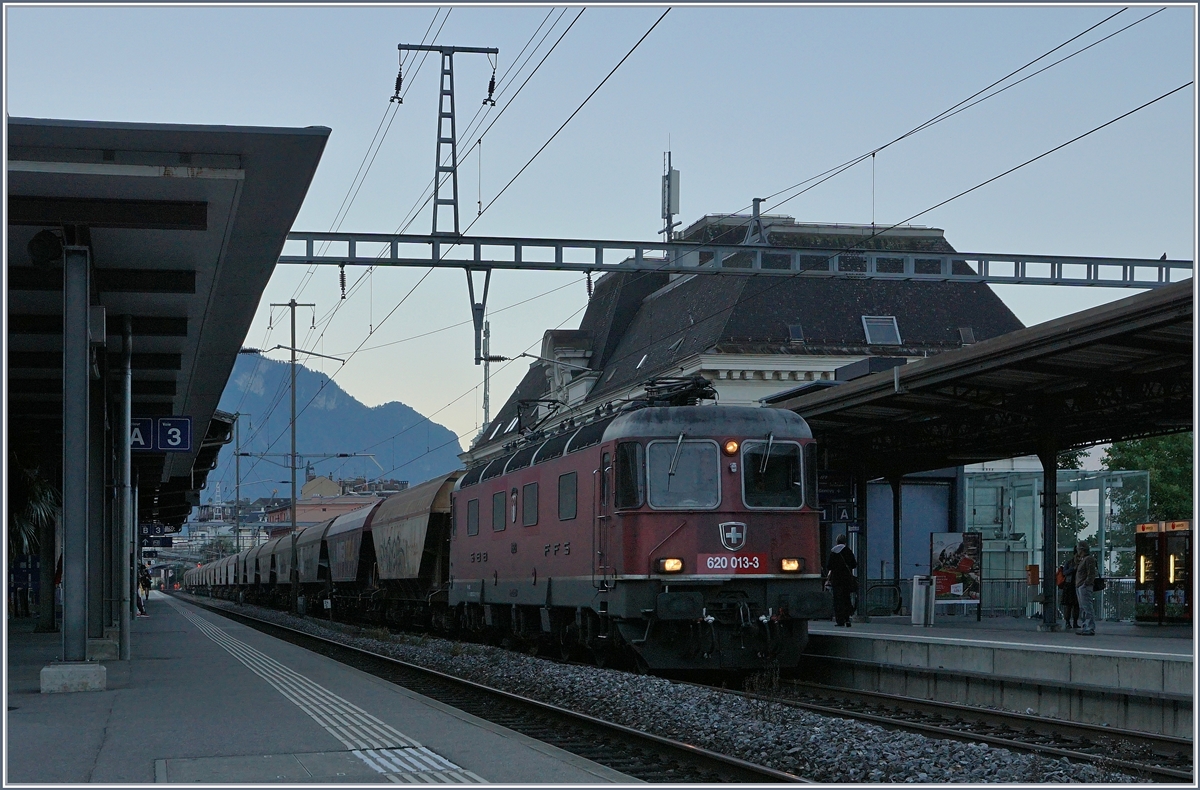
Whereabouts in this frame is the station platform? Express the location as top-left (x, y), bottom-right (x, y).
top-left (803, 615), bottom-right (1193, 737)
top-left (5, 592), bottom-right (632, 784)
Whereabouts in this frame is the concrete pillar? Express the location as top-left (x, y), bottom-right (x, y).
top-left (104, 402), bottom-right (115, 628)
top-left (1037, 440), bottom-right (1059, 631)
top-left (118, 318), bottom-right (132, 660)
top-left (853, 468), bottom-right (870, 621)
top-left (891, 478), bottom-right (902, 591)
top-left (88, 360), bottom-right (105, 640)
top-left (61, 245), bottom-right (90, 663)
top-left (43, 244), bottom-right (107, 692)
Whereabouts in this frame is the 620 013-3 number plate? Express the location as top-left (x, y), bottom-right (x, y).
top-left (697, 553), bottom-right (768, 573)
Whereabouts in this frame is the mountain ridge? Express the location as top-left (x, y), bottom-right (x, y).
top-left (205, 353), bottom-right (462, 504)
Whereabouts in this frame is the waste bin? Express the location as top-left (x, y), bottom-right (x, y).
top-left (912, 576), bottom-right (935, 626)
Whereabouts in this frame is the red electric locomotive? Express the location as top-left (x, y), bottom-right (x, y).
top-left (448, 401), bottom-right (831, 671)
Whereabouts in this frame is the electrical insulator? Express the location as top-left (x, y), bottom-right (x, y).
top-left (586, 271), bottom-right (593, 301)
top-left (339, 264), bottom-right (346, 300)
top-left (482, 70), bottom-right (496, 107)
top-left (391, 64), bottom-right (403, 104)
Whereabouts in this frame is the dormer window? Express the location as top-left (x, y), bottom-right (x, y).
top-left (862, 316), bottom-right (901, 345)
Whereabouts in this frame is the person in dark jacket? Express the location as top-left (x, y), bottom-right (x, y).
top-left (826, 535), bottom-right (858, 627)
top-left (1059, 554), bottom-right (1079, 629)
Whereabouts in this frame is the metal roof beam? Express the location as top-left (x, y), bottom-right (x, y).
top-left (280, 231), bottom-right (1192, 289)
top-left (8, 267), bottom-right (197, 294)
top-left (8, 195), bottom-right (208, 230)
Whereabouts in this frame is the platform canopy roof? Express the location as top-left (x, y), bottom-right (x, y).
top-left (768, 280), bottom-right (1193, 478)
top-left (7, 117), bottom-right (330, 525)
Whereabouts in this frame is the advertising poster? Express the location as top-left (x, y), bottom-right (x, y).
top-left (930, 532), bottom-right (982, 602)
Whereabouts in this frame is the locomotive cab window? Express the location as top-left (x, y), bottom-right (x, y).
top-left (558, 472), bottom-right (577, 521)
top-left (492, 491), bottom-right (506, 532)
top-left (647, 438), bottom-right (720, 509)
top-left (615, 441), bottom-right (645, 509)
top-left (742, 439), bottom-right (805, 509)
top-left (466, 499), bottom-right (479, 536)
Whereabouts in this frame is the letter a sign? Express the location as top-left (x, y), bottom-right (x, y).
top-left (130, 418), bottom-right (154, 451)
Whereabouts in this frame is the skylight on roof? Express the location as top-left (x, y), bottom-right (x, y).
top-left (668, 337), bottom-right (684, 353)
top-left (489, 421), bottom-right (504, 440)
top-left (636, 354), bottom-right (648, 369)
top-left (862, 316), bottom-right (901, 345)
top-left (787, 324), bottom-right (804, 342)
top-left (505, 417), bottom-right (520, 432)
top-left (959, 327), bottom-right (976, 345)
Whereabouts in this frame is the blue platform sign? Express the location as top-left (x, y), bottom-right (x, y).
top-left (157, 417), bottom-right (192, 452)
top-left (130, 418), bottom-right (154, 451)
top-left (133, 417), bottom-right (193, 451)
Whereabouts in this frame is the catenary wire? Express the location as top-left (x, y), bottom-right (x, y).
top-left (595, 79), bottom-right (1195, 381)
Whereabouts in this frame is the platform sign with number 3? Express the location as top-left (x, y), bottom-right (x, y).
top-left (156, 417), bottom-right (192, 452)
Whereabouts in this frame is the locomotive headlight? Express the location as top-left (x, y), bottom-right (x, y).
top-left (656, 557), bottom-right (684, 573)
top-left (780, 558), bottom-right (801, 573)
top-left (722, 440), bottom-right (739, 456)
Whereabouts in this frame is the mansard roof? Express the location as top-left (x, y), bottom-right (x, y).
top-left (473, 215), bottom-right (1025, 454)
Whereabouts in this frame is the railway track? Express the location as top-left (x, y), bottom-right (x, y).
top-left (181, 596), bottom-right (806, 783)
top-left (712, 677), bottom-right (1193, 782)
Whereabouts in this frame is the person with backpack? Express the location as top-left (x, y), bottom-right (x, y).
top-left (825, 534), bottom-right (858, 627)
top-left (1074, 542), bottom-right (1098, 635)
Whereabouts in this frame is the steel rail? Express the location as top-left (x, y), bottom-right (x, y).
top-left (695, 679), bottom-right (1192, 782)
top-left (180, 596), bottom-right (809, 783)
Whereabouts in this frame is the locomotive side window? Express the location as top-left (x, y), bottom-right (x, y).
top-left (522, 482), bottom-right (539, 526)
top-left (615, 441), bottom-right (645, 509)
top-left (558, 472), bottom-right (578, 521)
top-left (804, 442), bottom-right (819, 510)
top-left (647, 439), bottom-right (720, 509)
top-left (492, 491), bottom-right (506, 532)
top-left (742, 440), bottom-right (805, 508)
top-left (467, 499), bottom-right (479, 536)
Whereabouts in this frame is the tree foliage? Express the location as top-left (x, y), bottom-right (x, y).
top-left (1102, 433), bottom-right (1193, 521)
top-left (1057, 448), bottom-right (1088, 470)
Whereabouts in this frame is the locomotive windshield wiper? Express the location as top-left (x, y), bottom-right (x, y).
top-left (759, 433), bottom-right (775, 474)
top-left (666, 431), bottom-right (685, 490)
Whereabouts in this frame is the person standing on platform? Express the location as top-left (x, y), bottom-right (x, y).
top-left (1074, 542), bottom-right (1098, 635)
top-left (826, 534), bottom-right (858, 627)
top-left (1059, 553), bottom-right (1080, 629)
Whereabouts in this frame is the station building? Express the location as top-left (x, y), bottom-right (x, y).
top-left (464, 213), bottom-right (1032, 609)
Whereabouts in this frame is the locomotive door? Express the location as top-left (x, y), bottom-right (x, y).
top-left (593, 452), bottom-right (612, 590)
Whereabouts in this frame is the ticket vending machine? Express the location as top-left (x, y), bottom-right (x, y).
top-left (1135, 521), bottom-right (1192, 624)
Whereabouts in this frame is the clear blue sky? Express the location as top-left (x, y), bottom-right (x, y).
top-left (6, 4), bottom-right (1196, 447)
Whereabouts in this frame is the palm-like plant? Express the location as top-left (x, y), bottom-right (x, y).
top-left (8, 453), bottom-right (60, 559)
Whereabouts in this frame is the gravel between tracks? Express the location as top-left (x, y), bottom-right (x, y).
top-left (185, 596), bottom-right (1145, 783)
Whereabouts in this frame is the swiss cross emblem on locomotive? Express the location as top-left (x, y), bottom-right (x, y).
top-left (720, 522), bottom-right (747, 552)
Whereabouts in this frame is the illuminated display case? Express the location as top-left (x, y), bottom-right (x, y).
top-left (1135, 521), bottom-right (1192, 624)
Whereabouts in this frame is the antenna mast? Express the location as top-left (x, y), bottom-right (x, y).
top-left (660, 149), bottom-right (680, 242)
